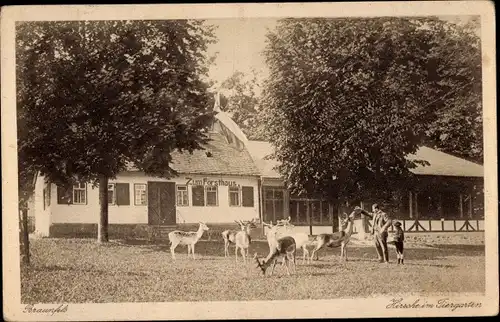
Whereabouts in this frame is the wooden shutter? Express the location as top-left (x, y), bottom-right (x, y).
top-left (43, 188), bottom-right (46, 210)
top-left (57, 186), bottom-right (73, 204)
top-left (47, 184), bottom-right (51, 207)
top-left (192, 185), bottom-right (205, 206)
top-left (242, 186), bottom-right (254, 207)
top-left (115, 183), bottom-right (130, 206)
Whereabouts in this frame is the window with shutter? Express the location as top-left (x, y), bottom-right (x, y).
top-left (72, 183), bottom-right (87, 205)
top-left (192, 185), bottom-right (205, 206)
top-left (115, 183), bottom-right (130, 206)
top-left (229, 186), bottom-right (240, 206)
top-left (242, 186), bottom-right (254, 207)
top-left (176, 185), bottom-right (189, 206)
top-left (205, 186), bottom-right (218, 206)
top-left (134, 184), bottom-right (147, 205)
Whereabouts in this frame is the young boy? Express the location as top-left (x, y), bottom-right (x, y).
top-left (392, 221), bottom-right (405, 264)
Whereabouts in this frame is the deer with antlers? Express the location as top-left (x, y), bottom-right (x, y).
top-left (222, 218), bottom-right (257, 263)
top-left (310, 207), bottom-right (362, 262)
top-left (168, 222), bottom-right (209, 260)
top-left (254, 234), bottom-right (297, 276)
top-left (262, 217), bottom-right (312, 264)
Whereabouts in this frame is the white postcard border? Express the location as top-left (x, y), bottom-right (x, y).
top-left (2, 1), bottom-right (498, 320)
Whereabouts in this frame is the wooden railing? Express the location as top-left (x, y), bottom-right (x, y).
top-left (358, 218), bottom-right (484, 233)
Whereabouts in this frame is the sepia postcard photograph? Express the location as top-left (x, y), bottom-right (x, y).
top-left (1, 1), bottom-right (498, 320)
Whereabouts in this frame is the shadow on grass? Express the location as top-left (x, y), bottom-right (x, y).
top-left (29, 264), bottom-right (149, 276)
top-left (429, 244), bottom-right (485, 251)
top-left (400, 263), bottom-right (456, 268)
top-left (305, 269), bottom-right (350, 277)
top-left (307, 262), bottom-right (339, 269)
top-left (111, 238), bottom-right (161, 246)
top-left (107, 239), bottom-right (484, 262)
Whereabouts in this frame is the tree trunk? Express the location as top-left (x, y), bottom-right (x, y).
top-left (97, 175), bottom-right (109, 243)
top-left (21, 208), bottom-right (30, 265)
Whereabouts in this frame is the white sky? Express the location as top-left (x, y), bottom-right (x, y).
top-left (205, 16), bottom-right (478, 93)
top-left (205, 18), bottom-right (278, 91)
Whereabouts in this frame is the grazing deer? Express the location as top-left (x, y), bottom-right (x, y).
top-left (168, 222), bottom-right (209, 260)
top-left (254, 235), bottom-right (297, 276)
top-left (310, 207), bottom-right (362, 262)
top-left (233, 218), bottom-right (257, 263)
top-left (262, 217), bottom-right (312, 264)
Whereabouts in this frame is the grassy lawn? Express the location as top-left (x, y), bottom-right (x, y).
top-left (21, 236), bottom-right (485, 303)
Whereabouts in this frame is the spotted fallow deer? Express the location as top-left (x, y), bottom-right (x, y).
top-left (168, 222), bottom-right (210, 260)
top-left (310, 207), bottom-right (362, 262)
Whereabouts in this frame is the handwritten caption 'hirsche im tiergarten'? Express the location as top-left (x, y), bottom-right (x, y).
top-left (387, 298), bottom-right (482, 311)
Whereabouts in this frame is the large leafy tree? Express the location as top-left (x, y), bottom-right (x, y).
top-left (218, 70), bottom-right (266, 140)
top-left (261, 17), bottom-right (482, 204)
top-left (424, 17), bottom-right (482, 163)
top-left (17, 20), bottom-right (216, 242)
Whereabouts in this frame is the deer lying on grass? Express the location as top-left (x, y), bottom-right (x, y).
top-left (168, 222), bottom-right (209, 260)
top-left (310, 207), bottom-right (362, 262)
top-left (262, 217), bottom-right (312, 264)
top-left (222, 219), bottom-right (257, 262)
top-left (254, 234), bottom-right (297, 276)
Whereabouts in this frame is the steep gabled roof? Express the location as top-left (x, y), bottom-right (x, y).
top-left (127, 132), bottom-right (260, 176)
top-left (247, 141), bottom-right (484, 178)
top-left (170, 132), bottom-right (259, 176)
top-left (215, 111), bottom-right (248, 144)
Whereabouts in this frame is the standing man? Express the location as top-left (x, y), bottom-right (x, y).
top-left (370, 203), bottom-right (392, 263)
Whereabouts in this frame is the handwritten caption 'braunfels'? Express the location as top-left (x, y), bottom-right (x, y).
top-left (23, 304), bottom-right (68, 315)
top-left (387, 298), bottom-right (483, 311)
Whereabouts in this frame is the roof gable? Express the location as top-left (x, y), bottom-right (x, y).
top-left (407, 146), bottom-right (483, 177)
top-left (126, 133), bottom-right (260, 176)
top-left (246, 140), bottom-right (281, 178)
top-left (170, 132), bottom-right (259, 176)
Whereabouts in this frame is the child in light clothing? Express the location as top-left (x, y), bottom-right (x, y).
top-left (392, 221), bottom-right (405, 264)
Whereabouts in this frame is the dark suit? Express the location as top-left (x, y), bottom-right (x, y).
top-left (372, 210), bottom-right (392, 263)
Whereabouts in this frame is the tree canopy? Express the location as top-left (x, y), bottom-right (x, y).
top-left (18, 20), bottom-right (216, 186)
top-left (261, 17), bottom-right (482, 203)
top-left (423, 17), bottom-right (482, 163)
top-left (17, 20), bottom-right (217, 241)
top-left (218, 70), bottom-right (266, 141)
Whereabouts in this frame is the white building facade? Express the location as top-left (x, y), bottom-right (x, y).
top-left (33, 101), bottom-right (262, 237)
